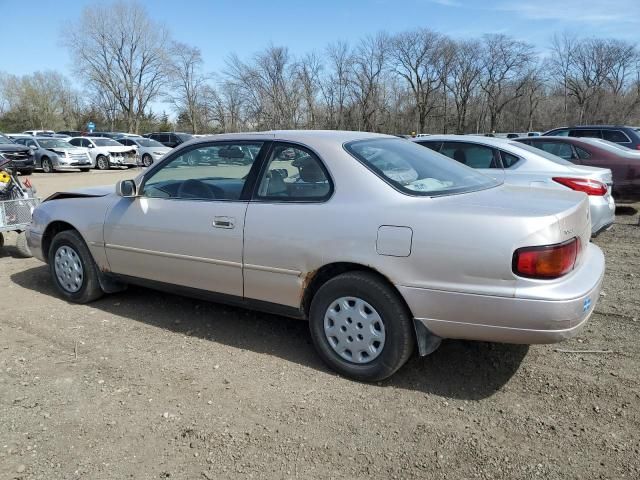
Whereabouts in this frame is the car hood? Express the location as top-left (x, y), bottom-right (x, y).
top-left (45, 185), bottom-right (114, 202)
top-left (0, 144), bottom-right (30, 153)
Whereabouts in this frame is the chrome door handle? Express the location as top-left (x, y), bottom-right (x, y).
top-left (213, 216), bottom-right (235, 229)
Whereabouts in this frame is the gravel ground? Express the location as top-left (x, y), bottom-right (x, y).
top-left (1, 171), bottom-right (639, 480)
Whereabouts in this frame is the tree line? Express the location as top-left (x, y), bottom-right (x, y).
top-left (1, 1), bottom-right (639, 135)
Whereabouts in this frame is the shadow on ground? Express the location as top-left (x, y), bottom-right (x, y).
top-left (11, 265), bottom-right (528, 400)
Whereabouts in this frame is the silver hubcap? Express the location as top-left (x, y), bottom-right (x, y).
top-left (143, 156), bottom-right (152, 167)
top-left (98, 158), bottom-right (107, 169)
top-left (324, 297), bottom-right (386, 364)
top-left (54, 245), bottom-right (84, 293)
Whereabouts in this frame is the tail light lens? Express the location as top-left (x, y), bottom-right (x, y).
top-left (553, 177), bottom-right (607, 196)
top-left (636, 145), bottom-right (640, 151)
top-left (513, 238), bottom-right (580, 279)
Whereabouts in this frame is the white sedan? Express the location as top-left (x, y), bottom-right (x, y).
top-left (68, 137), bottom-right (139, 170)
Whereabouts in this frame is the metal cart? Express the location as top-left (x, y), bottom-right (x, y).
top-left (0, 197), bottom-right (39, 257)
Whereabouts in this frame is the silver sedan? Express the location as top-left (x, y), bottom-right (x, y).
top-left (413, 135), bottom-right (616, 235)
top-left (27, 131), bottom-right (604, 381)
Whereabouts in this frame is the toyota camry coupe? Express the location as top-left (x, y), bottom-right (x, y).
top-left (27, 131), bottom-right (605, 381)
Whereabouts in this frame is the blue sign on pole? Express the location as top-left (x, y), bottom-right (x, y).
top-left (87, 122), bottom-right (96, 133)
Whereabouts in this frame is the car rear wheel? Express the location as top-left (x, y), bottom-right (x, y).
top-left (142, 154), bottom-right (153, 167)
top-left (96, 155), bottom-right (110, 170)
top-left (48, 230), bottom-right (103, 303)
top-left (41, 158), bottom-right (53, 173)
top-left (309, 271), bottom-right (415, 381)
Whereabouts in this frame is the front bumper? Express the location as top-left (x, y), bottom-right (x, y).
top-left (109, 155), bottom-right (138, 167)
top-left (589, 194), bottom-right (615, 236)
top-left (398, 243), bottom-right (605, 344)
top-left (26, 229), bottom-right (45, 262)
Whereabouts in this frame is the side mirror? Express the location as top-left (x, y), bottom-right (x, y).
top-left (116, 179), bottom-right (137, 197)
top-left (88, 144), bottom-right (94, 148)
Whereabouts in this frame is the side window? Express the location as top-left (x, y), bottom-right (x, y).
top-left (417, 141), bottom-right (442, 152)
top-left (256, 143), bottom-right (331, 201)
top-left (82, 139), bottom-right (92, 148)
top-left (27, 140), bottom-right (37, 148)
top-left (602, 130), bottom-right (630, 143)
top-left (551, 129), bottom-right (569, 136)
top-left (569, 129), bottom-right (601, 139)
top-left (14, 138), bottom-right (25, 145)
top-left (142, 142), bottom-right (263, 201)
top-left (575, 146), bottom-right (592, 160)
top-left (538, 142), bottom-right (574, 160)
top-left (119, 139), bottom-right (131, 146)
top-left (500, 151), bottom-right (521, 168)
top-left (68, 138), bottom-right (79, 146)
top-left (159, 134), bottom-right (171, 144)
top-left (440, 142), bottom-right (499, 168)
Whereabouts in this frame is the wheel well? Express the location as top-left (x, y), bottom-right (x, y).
top-left (41, 221), bottom-right (76, 261)
top-left (301, 262), bottom-right (408, 318)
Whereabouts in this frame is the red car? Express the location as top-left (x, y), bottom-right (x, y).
top-left (516, 136), bottom-right (640, 203)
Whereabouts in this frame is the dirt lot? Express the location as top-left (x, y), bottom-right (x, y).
top-left (1, 170), bottom-right (639, 480)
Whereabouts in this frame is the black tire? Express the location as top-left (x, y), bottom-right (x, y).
top-left (14, 231), bottom-right (32, 258)
top-left (308, 271), bottom-right (415, 382)
top-left (0, 232), bottom-right (4, 250)
top-left (142, 154), bottom-right (153, 167)
top-left (96, 155), bottom-right (110, 170)
top-left (48, 230), bottom-right (103, 303)
top-left (80, 168), bottom-right (91, 172)
top-left (41, 157), bottom-right (53, 173)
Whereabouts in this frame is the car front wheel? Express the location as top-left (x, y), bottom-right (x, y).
top-left (96, 155), bottom-right (110, 170)
top-left (309, 271), bottom-right (415, 382)
top-left (41, 158), bottom-right (53, 173)
top-left (48, 230), bottom-right (103, 303)
top-left (142, 154), bottom-right (153, 167)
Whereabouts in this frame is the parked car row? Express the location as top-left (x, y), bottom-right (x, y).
top-left (27, 130), bottom-right (608, 381)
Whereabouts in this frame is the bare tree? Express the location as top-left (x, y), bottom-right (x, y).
top-left (442, 39), bottom-right (482, 134)
top-left (63, 1), bottom-right (170, 133)
top-left (167, 42), bottom-right (208, 133)
top-left (323, 42), bottom-right (353, 129)
top-left (295, 52), bottom-right (323, 128)
top-left (480, 34), bottom-right (536, 132)
top-left (350, 33), bottom-right (390, 131)
top-left (390, 28), bottom-right (443, 134)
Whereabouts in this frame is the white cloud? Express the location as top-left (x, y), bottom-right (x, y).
top-left (498, 0), bottom-right (640, 24)
top-left (429, 0), bottom-right (462, 7)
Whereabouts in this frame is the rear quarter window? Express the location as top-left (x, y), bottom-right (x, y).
top-left (601, 130), bottom-right (630, 143)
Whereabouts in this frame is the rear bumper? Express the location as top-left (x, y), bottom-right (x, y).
top-left (398, 243), bottom-right (605, 344)
top-left (589, 195), bottom-right (615, 236)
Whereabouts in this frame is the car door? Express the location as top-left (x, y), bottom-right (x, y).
top-left (103, 141), bottom-right (267, 297)
top-left (243, 142), bottom-right (333, 308)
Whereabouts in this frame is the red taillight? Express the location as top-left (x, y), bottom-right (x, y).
top-left (636, 145), bottom-right (640, 151)
top-left (553, 177), bottom-right (607, 196)
top-left (513, 238), bottom-right (580, 279)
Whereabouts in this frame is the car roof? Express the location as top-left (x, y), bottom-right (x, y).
top-left (412, 134), bottom-right (513, 148)
top-left (184, 130), bottom-right (395, 146)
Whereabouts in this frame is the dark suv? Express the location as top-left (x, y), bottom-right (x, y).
top-left (0, 133), bottom-right (35, 175)
top-left (543, 125), bottom-right (640, 150)
top-left (144, 132), bottom-right (193, 148)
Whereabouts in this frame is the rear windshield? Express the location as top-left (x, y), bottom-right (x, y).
top-left (508, 141), bottom-right (574, 166)
top-left (345, 138), bottom-right (500, 196)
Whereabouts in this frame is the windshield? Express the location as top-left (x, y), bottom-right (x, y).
top-left (136, 138), bottom-right (164, 147)
top-left (0, 134), bottom-right (14, 145)
top-left (345, 138), bottom-right (499, 196)
top-left (509, 141), bottom-right (574, 166)
top-left (94, 138), bottom-right (122, 147)
top-left (38, 139), bottom-right (72, 149)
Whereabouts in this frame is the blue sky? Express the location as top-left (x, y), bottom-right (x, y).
top-left (2, 0), bottom-right (638, 79)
